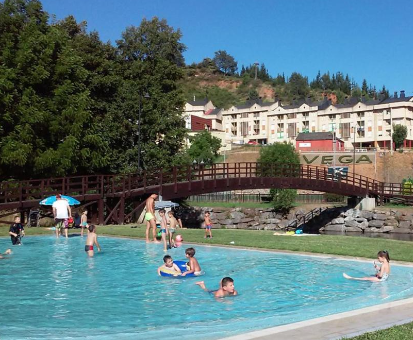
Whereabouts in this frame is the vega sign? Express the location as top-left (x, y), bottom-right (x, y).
top-left (299, 153), bottom-right (375, 165)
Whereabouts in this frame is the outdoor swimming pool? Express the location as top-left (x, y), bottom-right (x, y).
top-left (1, 236), bottom-right (413, 340)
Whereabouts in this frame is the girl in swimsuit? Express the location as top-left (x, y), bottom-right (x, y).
top-left (343, 250), bottom-right (390, 282)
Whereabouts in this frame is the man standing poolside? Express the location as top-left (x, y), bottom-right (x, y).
top-left (145, 193), bottom-right (159, 243)
top-left (52, 194), bottom-right (71, 238)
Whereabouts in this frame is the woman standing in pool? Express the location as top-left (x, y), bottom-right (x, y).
top-left (343, 250), bottom-right (390, 282)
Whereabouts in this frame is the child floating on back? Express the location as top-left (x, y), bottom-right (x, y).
top-left (343, 250), bottom-right (390, 282)
top-left (157, 255), bottom-right (182, 276)
top-left (196, 277), bottom-right (238, 298)
top-left (182, 247), bottom-right (202, 276)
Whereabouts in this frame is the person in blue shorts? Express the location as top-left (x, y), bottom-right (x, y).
top-left (203, 211), bottom-right (212, 239)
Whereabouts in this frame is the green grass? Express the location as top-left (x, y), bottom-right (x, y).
top-left (343, 323), bottom-right (413, 340)
top-left (4, 225), bottom-right (413, 262)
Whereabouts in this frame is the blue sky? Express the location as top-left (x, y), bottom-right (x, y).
top-left (40, 0), bottom-right (412, 95)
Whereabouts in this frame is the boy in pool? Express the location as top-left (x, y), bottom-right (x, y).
top-left (158, 209), bottom-right (169, 251)
top-left (85, 225), bottom-right (101, 257)
top-left (168, 211), bottom-right (178, 248)
top-left (157, 255), bottom-right (182, 276)
top-left (343, 250), bottom-right (390, 282)
top-left (196, 277), bottom-right (238, 298)
top-left (0, 249), bottom-right (12, 259)
top-left (182, 247), bottom-right (202, 276)
top-left (204, 211), bottom-right (212, 238)
top-left (9, 216), bottom-right (25, 245)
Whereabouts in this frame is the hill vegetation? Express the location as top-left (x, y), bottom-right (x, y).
top-left (181, 57), bottom-right (390, 109)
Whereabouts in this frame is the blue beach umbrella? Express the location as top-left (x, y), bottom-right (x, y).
top-left (39, 195), bottom-right (80, 206)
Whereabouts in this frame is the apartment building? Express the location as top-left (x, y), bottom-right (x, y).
top-left (219, 92), bottom-right (413, 149)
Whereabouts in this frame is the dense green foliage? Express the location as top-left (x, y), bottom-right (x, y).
top-left (393, 124), bottom-right (408, 149)
top-left (258, 143), bottom-right (300, 211)
top-left (187, 130), bottom-right (221, 165)
top-left (213, 50), bottom-right (238, 76)
top-left (0, 0), bottom-right (187, 179)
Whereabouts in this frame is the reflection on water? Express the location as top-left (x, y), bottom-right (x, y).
top-left (323, 231), bottom-right (413, 242)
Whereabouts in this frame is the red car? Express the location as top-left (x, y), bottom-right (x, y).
top-left (248, 141), bottom-right (259, 145)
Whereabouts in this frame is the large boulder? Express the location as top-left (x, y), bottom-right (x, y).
top-left (384, 219), bottom-right (398, 227)
top-left (390, 228), bottom-right (412, 234)
top-left (372, 214), bottom-right (387, 221)
top-left (230, 211), bottom-right (245, 220)
top-left (368, 220), bottom-right (385, 228)
top-left (398, 214), bottom-right (413, 221)
top-left (220, 219), bottom-right (234, 226)
top-left (213, 212), bottom-right (229, 220)
top-left (236, 223), bottom-right (249, 229)
top-left (331, 217), bottom-right (345, 225)
top-left (240, 217), bottom-right (255, 224)
top-left (224, 224), bottom-right (237, 229)
top-left (382, 226), bottom-right (394, 233)
top-left (345, 226), bottom-right (363, 232)
top-left (358, 221), bottom-right (369, 230)
top-left (359, 211), bottom-right (374, 220)
top-left (267, 218), bottom-right (281, 224)
top-left (398, 220), bottom-right (411, 229)
top-left (345, 220), bottom-right (360, 228)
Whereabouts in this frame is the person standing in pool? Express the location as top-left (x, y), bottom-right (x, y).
top-left (182, 247), bottom-right (202, 276)
top-left (343, 250), bottom-right (390, 282)
top-left (85, 225), bottom-right (101, 257)
top-left (52, 194), bottom-right (71, 238)
top-left (145, 194), bottom-right (159, 243)
top-left (167, 211), bottom-right (178, 248)
top-left (158, 209), bottom-right (169, 251)
top-left (9, 216), bottom-right (25, 245)
top-left (196, 277), bottom-right (238, 298)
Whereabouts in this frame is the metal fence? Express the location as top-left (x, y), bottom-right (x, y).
top-left (188, 192), bottom-right (346, 204)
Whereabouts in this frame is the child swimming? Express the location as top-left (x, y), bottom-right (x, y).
top-left (196, 277), bottom-right (238, 298)
top-left (343, 250), bottom-right (390, 282)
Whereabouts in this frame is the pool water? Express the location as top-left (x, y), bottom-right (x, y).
top-left (1, 236), bottom-right (413, 340)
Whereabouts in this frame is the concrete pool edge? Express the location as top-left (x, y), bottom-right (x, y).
top-left (220, 297), bottom-right (413, 340)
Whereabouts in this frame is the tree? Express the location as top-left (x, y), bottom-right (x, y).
top-left (361, 79), bottom-right (368, 95)
top-left (393, 124), bottom-right (407, 149)
top-left (213, 50), bottom-right (237, 76)
top-left (288, 72), bottom-right (308, 98)
top-left (116, 17), bottom-right (188, 171)
top-left (257, 142), bottom-right (300, 212)
top-left (187, 130), bottom-right (221, 165)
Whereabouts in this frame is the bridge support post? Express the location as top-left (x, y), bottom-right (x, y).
top-left (119, 196), bottom-right (125, 225)
top-left (98, 199), bottom-right (104, 225)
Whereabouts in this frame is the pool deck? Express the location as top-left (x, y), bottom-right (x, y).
top-left (222, 297), bottom-right (413, 340)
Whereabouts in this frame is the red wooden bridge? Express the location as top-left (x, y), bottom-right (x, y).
top-left (0, 163), bottom-right (411, 225)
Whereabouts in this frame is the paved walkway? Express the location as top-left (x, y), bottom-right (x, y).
top-left (222, 297), bottom-right (413, 340)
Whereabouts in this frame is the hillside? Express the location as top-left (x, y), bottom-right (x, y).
top-left (180, 66), bottom-right (345, 109)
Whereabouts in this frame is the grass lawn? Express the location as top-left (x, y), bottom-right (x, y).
top-left (3, 224), bottom-right (413, 262)
top-left (343, 323), bottom-right (413, 340)
top-left (2, 224), bottom-right (413, 339)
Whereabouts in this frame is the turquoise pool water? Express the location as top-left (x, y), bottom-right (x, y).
top-left (1, 236), bottom-right (413, 340)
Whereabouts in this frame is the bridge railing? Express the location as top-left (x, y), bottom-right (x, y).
top-left (1, 163), bottom-right (413, 206)
top-left (0, 175), bottom-right (103, 204)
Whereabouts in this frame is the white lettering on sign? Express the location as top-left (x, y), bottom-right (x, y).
top-left (299, 142), bottom-right (311, 147)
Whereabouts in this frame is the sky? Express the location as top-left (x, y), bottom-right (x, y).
top-left (39, 0), bottom-right (413, 95)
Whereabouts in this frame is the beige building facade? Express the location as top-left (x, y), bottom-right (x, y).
top-left (218, 93), bottom-right (413, 150)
